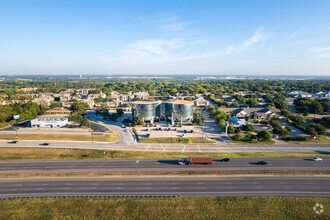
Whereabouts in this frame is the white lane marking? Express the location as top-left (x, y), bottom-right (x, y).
top-left (182, 145), bottom-right (186, 152)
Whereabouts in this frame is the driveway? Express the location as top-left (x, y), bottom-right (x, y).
top-left (86, 110), bottom-right (135, 144)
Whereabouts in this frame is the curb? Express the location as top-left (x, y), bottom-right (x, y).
top-left (0, 194), bottom-right (180, 200)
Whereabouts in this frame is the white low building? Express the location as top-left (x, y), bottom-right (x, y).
top-left (30, 115), bottom-right (69, 128)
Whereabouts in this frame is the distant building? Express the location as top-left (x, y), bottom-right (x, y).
top-left (30, 115), bottom-right (69, 128)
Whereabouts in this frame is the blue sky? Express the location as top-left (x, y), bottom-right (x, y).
top-left (0, 0), bottom-right (330, 75)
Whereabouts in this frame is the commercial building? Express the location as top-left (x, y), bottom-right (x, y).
top-left (30, 115), bottom-right (69, 128)
top-left (132, 100), bottom-right (194, 123)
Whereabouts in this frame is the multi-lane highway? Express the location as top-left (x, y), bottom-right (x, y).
top-left (1, 158), bottom-right (328, 173)
top-left (0, 176), bottom-right (329, 197)
top-left (1, 139), bottom-right (330, 152)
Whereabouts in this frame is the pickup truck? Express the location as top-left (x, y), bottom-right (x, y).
top-left (178, 156), bottom-right (212, 165)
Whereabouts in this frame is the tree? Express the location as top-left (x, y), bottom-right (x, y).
top-left (310, 102), bottom-right (323, 115)
top-left (49, 102), bottom-right (61, 109)
top-left (200, 114), bottom-right (205, 122)
top-left (279, 128), bottom-right (290, 138)
top-left (241, 124), bottom-right (256, 132)
top-left (71, 102), bottom-right (88, 114)
top-left (231, 133), bottom-right (243, 141)
top-left (307, 123), bottom-right (326, 136)
top-left (257, 130), bottom-right (272, 141)
top-left (133, 116), bottom-right (145, 126)
top-left (289, 115), bottom-right (305, 125)
top-left (116, 108), bottom-right (124, 117)
top-left (227, 125), bottom-right (235, 133)
top-left (80, 118), bottom-right (91, 127)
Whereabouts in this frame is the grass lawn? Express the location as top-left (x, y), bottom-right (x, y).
top-left (1, 197), bottom-right (328, 219)
top-left (0, 133), bottom-right (118, 143)
top-left (1, 148), bottom-right (329, 161)
top-left (139, 137), bottom-right (215, 144)
top-left (228, 140), bottom-right (275, 144)
top-left (286, 137), bottom-right (330, 145)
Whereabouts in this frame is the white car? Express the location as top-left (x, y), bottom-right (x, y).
top-left (312, 157), bottom-right (322, 162)
top-left (121, 125), bottom-right (126, 128)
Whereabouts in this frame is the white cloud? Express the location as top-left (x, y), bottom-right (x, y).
top-left (226, 29), bottom-right (268, 54)
top-left (100, 38), bottom-right (212, 66)
top-left (153, 14), bottom-right (195, 32)
top-left (309, 46), bottom-right (330, 59)
top-left (310, 46), bottom-right (330, 53)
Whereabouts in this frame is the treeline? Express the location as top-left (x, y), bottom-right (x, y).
top-left (1, 79), bottom-right (329, 97)
top-left (0, 102), bottom-right (47, 124)
top-left (294, 98), bottom-right (329, 114)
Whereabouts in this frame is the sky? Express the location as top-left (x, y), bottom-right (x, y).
top-left (0, 0), bottom-right (330, 75)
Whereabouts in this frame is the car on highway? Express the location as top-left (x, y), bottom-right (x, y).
top-left (312, 157), bottom-right (322, 162)
top-left (39, 143), bottom-right (50, 146)
top-left (178, 158), bottom-right (188, 165)
top-left (8, 140), bottom-right (18, 144)
top-left (222, 158), bottom-right (230, 162)
top-left (257, 161), bottom-right (268, 165)
top-left (121, 125), bottom-right (126, 128)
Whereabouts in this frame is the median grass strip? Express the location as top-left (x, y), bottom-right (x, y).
top-left (1, 170), bottom-right (329, 178)
top-left (286, 136), bottom-right (330, 145)
top-left (1, 197), bottom-right (329, 219)
top-left (0, 133), bottom-right (118, 142)
top-left (139, 137), bottom-right (216, 144)
top-left (0, 148), bottom-right (329, 161)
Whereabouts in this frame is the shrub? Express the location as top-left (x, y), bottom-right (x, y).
top-left (177, 138), bottom-right (191, 143)
top-left (231, 133), bottom-right (243, 141)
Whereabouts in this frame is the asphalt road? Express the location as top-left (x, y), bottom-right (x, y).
top-left (86, 110), bottom-right (135, 144)
top-left (1, 139), bottom-right (330, 153)
top-left (0, 176), bottom-right (329, 197)
top-left (1, 158), bottom-right (329, 173)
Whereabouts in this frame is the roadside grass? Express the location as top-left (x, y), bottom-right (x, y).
top-left (1, 148), bottom-right (329, 161)
top-left (1, 197), bottom-right (329, 219)
top-left (0, 133), bottom-right (118, 143)
top-left (286, 136), bottom-right (330, 145)
top-left (139, 137), bottom-right (215, 144)
top-left (1, 170), bottom-right (329, 178)
top-left (228, 140), bottom-right (275, 144)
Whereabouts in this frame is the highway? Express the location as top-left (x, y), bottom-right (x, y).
top-left (1, 139), bottom-right (330, 152)
top-left (1, 158), bottom-right (329, 173)
top-left (0, 176), bottom-right (329, 197)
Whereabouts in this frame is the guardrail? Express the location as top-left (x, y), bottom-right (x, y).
top-left (0, 194), bottom-right (181, 200)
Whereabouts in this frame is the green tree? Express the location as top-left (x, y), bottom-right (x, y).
top-left (231, 133), bottom-right (243, 141)
top-left (133, 116), bottom-right (145, 126)
top-left (257, 130), bottom-right (272, 141)
top-left (241, 124), bottom-right (256, 132)
top-left (80, 118), bottom-right (91, 127)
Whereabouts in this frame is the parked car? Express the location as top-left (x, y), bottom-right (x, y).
top-left (222, 158), bottom-right (230, 162)
top-left (121, 125), bottom-right (126, 128)
top-left (257, 161), bottom-right (268, 165)
top-left (312, 157), bottom-right (322, 162)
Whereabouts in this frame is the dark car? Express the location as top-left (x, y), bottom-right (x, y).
top-left (222, 158), bottom-right (230, 162)
top-left (40, 143), bottom-right (50, 146)
top-left (8, 140), bottom-right (18, 144)
top-left (257, 161), bottom-right (267, 165)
